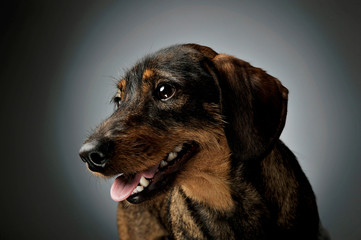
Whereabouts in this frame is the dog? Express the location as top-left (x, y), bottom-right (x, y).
top-left (79, 44), bottom-right (328, 239)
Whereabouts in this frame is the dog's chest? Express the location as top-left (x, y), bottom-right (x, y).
top-left (166, 187), bottom-right (235, 240)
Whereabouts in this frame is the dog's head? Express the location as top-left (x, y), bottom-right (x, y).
top-left (79, 44), bottom-right (288, 204)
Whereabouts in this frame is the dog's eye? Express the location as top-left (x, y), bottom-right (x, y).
top-left (113, 96), bottom-right (121, 109)
top-left (113, 89), bottom-right (123, 109)
top-left (157, 83), bottom-right (176, 101)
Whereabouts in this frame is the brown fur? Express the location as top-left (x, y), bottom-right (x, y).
top-left (142, 69), bottom-right (154, 80)
top-left (117, 196), bottom-right (169, 240)
top-left (169, 187), bottom-right (207, 239)
top-left (176, 128), bottom-right (234, 211)
top-left (80, 44), bottom-right (326, 240)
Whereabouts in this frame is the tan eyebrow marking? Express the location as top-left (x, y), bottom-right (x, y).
top-left (117, 79), bottom-right (126, 100)
top-left (142, 69), bottom-right (154, 80)
top-left (117, 79), bottom-right (126, 90)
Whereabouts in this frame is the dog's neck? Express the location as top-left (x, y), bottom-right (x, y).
top-left (175, 136), bottom-right (235, 212)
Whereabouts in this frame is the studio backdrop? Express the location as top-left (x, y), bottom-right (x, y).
top-left (2, 1), bottom-right (360, 239)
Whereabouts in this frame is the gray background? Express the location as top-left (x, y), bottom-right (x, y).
top-left (1, 0), bottom-right (360, 239)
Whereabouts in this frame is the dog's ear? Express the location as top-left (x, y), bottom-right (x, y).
top-left (183, 43), bottom-right (218, 58)
top-left (211, 54), bottom-right (288, 160)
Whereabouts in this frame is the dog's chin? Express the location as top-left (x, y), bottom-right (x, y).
top-left (111, 141), bottom-right (199, 204)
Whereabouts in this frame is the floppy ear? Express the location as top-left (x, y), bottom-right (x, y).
top-left (211, 54), bottom-right (289, 160)
top-left (183, 43), bottom-right (218, 58)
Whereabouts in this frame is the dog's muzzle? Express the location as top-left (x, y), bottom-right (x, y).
top-left (79, 140), bottom-right (114, 172)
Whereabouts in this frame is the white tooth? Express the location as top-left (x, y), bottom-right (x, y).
top-left (140, 176), bottom-right (150, 187)
top-left (167, 152), bottom-right (178, 162)
top-left (132, 189), bottom-right (138, 195)
top-left (160, 160), bottom-right (168, 168)
top-left (136, 186), bottom-right (144, 192)
top-left (174, 145), bottom-right (183, 152)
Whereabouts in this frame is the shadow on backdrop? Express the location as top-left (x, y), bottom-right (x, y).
top-left (1, 1), bottom-right (360, 239)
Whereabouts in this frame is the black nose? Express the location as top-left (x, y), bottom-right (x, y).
top-left (79, 140), bottom-right (114, 171)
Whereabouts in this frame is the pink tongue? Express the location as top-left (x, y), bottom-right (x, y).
top-left (110, 165), bottom-right (159, 202)
top-left (110, 174), bottom-right (141, 202)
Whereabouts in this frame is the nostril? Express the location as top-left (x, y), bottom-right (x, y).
top-left (79, 140), bottom-right (114, 170)
top-left (80, 155), bottom-right (87, 163)
top-left (89, 151), bottom-right (106, 166)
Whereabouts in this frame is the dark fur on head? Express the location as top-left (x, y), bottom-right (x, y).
top-left (79, 44), bottom-right (328, 240)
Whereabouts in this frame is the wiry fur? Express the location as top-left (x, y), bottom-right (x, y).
top-left (80, 44), bottom-right (329, 240)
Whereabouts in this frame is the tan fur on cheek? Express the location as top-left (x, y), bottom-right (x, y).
top-left (110, 125), bottom-right (184, 174)
top-left (176, 129), bottom-right (235, 212)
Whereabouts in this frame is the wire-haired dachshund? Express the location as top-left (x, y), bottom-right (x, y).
top-left (79, 44), bottom-right (329, 240)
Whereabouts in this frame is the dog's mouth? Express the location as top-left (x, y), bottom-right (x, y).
top-left (110, 141), bottom-right (199, 204)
